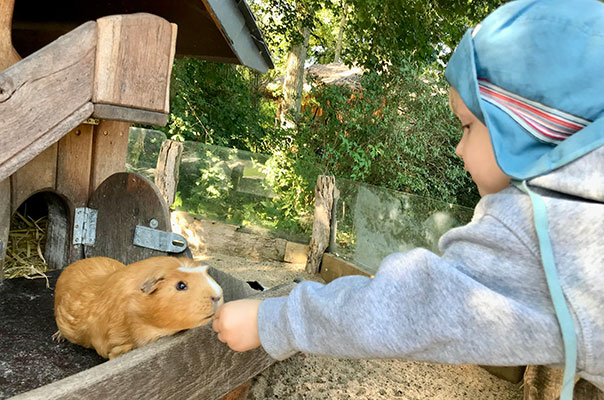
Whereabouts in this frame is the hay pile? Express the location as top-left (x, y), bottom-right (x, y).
top-left (3, 211), bottom-right (50, 281)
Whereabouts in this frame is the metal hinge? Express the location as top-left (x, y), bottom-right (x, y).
top-left (73, 207), bottom-right (98, 245)
top-left (133, 225), bottom-right (188, 253)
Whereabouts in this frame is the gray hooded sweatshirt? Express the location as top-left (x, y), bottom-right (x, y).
top-left (257, 146), bottom-right (604, 391)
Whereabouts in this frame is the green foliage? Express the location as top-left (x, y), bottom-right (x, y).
top-left (159, 58), bottom-right (273, 152)
top-left (295, 58), bottom-right (479, 206)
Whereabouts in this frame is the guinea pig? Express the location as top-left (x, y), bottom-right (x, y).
top-left (54, 256), bottom-right (223, 359)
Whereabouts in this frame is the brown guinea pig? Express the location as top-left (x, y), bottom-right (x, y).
top-left (54, 256), bottom-right (223, 359)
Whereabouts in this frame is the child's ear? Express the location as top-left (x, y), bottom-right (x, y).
top-left (140, 277), bottom-right (165, 294)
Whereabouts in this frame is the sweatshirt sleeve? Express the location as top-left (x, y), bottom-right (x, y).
top-left (257, 211), bottom-right (570, 366)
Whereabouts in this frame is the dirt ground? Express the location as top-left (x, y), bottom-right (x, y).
top-left (196, 252), bottom-right (523, 400)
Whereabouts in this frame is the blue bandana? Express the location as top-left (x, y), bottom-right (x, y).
top-left (445, 0), bottom-right (604, 180)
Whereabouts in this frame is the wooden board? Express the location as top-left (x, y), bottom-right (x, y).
top-left (10, 144), bottom-right (58, 214)
top-left (154, 139), bottom-right (183, 207)
top-left (56, 124), bottom-right (94, 208)
top-left (0, 22), bottom-right (96, 182)
top-left (12, 281), bottom-right (296, 400)
top-left (0, 0), bottom-right (21, 71)
top-left (86, 172), bottom-right (172, 264)
top-left (93, 13), bottom-right (176, 113)
top-left (89, 120), bottom-right (130, 193)
top-left (320, 252), bottom-right (371, 283)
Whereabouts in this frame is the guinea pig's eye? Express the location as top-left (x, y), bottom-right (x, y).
top-left (176, 281), bottom-right (188, 291)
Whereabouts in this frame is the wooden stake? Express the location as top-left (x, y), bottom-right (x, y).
top-left (154, 140), bottom-right (183, 207)
top-left (306, 175), bottom-right (336, 274)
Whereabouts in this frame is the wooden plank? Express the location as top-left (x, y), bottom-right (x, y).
top-left (0, 178), bottom-right (9, 281)
top-left (154, 140), bottom-right (183, 207)
top-left (13, 282), bottom-right (296, 400)
top-left (93, 14), bottom-right (176, 113)
top-left (92, 103), bottom-right (169, 126)
top-left (320, 252), bottom-right (371, 283)
top-left (10, 144), bottom-right (58, 214)
top-left (306, 175), bottom-right (336, 273)
top-left (56, 124), bottom-right (94, 208)
top-left (0, 22), bottom-right (96, 182)
top-left (89, 120), bottom-right (130, 193)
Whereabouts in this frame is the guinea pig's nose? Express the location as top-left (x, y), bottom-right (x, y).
top-left (211, 295), bottom-right (222, 303)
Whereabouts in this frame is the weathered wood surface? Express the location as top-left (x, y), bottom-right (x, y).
top-left (523, 365), bottom-right (604, 399)
top-left (89, 120), bottom-right (130, 193)
top-left (92, 103), bottom-right (169, 126)
top-left (306, 175), bottom-right (336, 273)
top-left (10, 144), bottom-right (57, 214)
top-left (0, 178), bottom-right (9, 280)
top-left (171, 211), bottom-right (288, 262)
top-left (86, 172), bottom-right (171, 264)
top-left (94, 13), bottom-right (177, 113)
top-left (320, 252), bottom-right (371, 283)
top-left (44, 193), bottom-right (70, 269)
top-left (155, 140), bottom-right (183, 207)
top-left (13, 281), bottom-right (296, 400)
top-left (0, 22), bottom-right (96, 182)
top-left (56, 124), bottom-right (95, 208)
top-left (0, 0), bottom-right (21, 71)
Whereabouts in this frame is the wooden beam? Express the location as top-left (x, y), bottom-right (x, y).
top-left (0, 21), bottom-right (96, 182)
top-left (92, 103), bottom-right (169, 127)
top-left (14, 282), bottom-right (296, 400)
top-left (89, 120), bottom-right (131, 193)
top-left (93, 13), bottom-right (177, 114)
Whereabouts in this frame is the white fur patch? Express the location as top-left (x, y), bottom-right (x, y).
top-left (178, 265), bottom-right (222, 297)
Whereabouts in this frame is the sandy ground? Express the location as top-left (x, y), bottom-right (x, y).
top-left (196, 252), bottom-right (523, 400)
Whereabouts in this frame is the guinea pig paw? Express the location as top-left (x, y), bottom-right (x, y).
top-left (52, 330), bottom-right (65, 343)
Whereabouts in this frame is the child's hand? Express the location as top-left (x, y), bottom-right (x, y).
top-left (212, 299), bottom-right (262, 352)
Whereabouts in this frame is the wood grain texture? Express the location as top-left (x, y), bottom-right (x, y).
top-left (306, 175), bottom-right (336, 274)
top-left (10, 144), bottom-right (57, 214)
top-left (154, 139), bottom-right (183, 207)
top-left (93, 13), bottom-right (176, 113)
top-left (56, 124), bottom-right (94, 208)
top-left (85, 172), bottom-right (171, 264)
top-left (0, 22), bottom-right (96, 182)
top-left (0, 178), bottom-right (9, 281)
top-left (13, 282), bottom-right (296, 400)
top-left (89, 120), bottom-right (130, 193)
top-left (92, 103), bottom-right (169, 126)
top-left (523, 365), bottom-right (604, 400)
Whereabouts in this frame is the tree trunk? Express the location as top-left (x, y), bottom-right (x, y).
top-left (280, 26), bottom-right (311, 130)
top-left (333, 0), bottom-right (347, 63)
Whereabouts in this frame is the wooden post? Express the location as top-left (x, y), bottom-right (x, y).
top-left (154, 140), bottom-right (183, 207)
top-left (306, 175), bottom-right (337, 274)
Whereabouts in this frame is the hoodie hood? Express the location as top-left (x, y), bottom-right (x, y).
top-left (445, 0), bottom-right (604, 181)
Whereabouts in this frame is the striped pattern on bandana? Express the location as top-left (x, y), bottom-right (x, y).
top-left (478, 79), bottom-right (591, 144)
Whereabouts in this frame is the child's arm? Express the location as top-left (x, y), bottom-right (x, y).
top-left (214, 202), bottom-right (571, 366)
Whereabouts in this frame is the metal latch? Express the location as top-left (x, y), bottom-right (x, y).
top-left (133, 225), bottom-right (188, 253)
top-left (73, 207), bottom-right (98, 245)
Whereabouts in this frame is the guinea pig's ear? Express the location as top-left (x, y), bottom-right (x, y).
top-left (140, 276), bottom-right (165, 295)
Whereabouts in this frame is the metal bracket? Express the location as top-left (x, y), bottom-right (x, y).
top-left (133, 225), bottom-right (188, 253)
top-left (73, 207), bottom-right (98, 245)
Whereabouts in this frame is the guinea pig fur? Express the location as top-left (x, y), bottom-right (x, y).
top-left (54, 256), bottom-right (223, 359)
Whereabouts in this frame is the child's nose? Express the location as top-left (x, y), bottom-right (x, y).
top-left (455, 132), bottom-right (466, 158)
